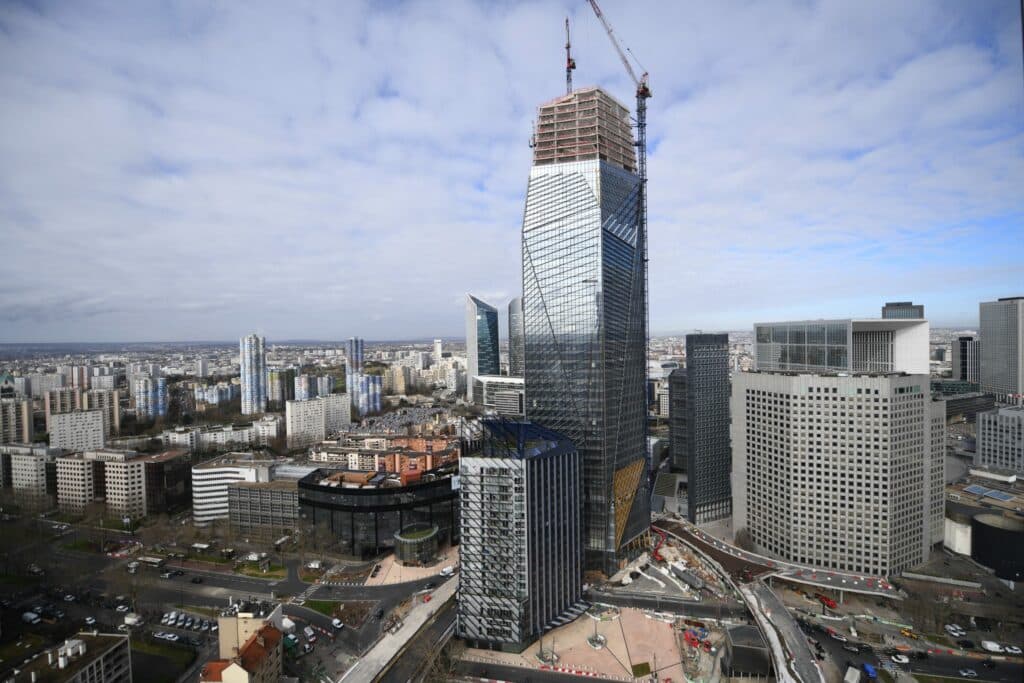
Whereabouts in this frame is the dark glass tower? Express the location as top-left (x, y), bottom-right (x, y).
top-left (669, 334), bottom-right (732, 523)
top-left (508, 297), bottom-right (525, 377)
top-left (466, 295), bottom-right (500, 402)
top-left (522, 87), bottom-right (649, 574)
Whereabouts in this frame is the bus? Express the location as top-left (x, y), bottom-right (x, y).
top-left (137, 556), bottom-right (166, 568)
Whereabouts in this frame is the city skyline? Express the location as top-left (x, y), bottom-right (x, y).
top-left (1, 1), bottom-right (1021, 343)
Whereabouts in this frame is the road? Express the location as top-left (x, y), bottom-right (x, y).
top-left (378, 600), bottom-right (456, 683)
top-left (749, 580), bottom-right (824, 683)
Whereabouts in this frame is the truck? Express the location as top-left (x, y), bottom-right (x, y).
top-left (280, 617), bottom-right (296, 634)
top-left (124, 613), bottom-right (143, 627)
top-left (22, 612), bottom-right (41, 625)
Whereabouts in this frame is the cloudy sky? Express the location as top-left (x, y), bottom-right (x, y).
top-left (1, 0), bottom-right (1022, 343)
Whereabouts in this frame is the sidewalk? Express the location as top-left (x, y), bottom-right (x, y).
top-left (339, 577), bottom-right (457, 683)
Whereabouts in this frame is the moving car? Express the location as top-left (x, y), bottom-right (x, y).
top-left (891, 654), bottom-right (910, 665)
top-left (1005, 645), bottom-right (1022, 655)
top-left (84, 616), bottom-right (96, 626)
top-left (304, 626), bottom-right (317, 643)
top-left (958, 669), bottom-right (977, 678)
top-left (957, 639), bottom-right (976, 650)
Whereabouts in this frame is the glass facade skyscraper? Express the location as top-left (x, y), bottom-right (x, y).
top-left (521, 87), bottom-right (649, 574)
top-left (979, 297), bottom-right (1024, 399)
top-left (465, 295), bottom-right (500, 402)
top-left (508, 297), bottom-right (525, 377)
top-left (239, 333), bottom-right (266, 415)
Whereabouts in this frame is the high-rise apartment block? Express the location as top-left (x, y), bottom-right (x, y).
top-left (83, 388), bottom-right (121, 437)
top-left (346, 337), bottom-right (364, 395)
top-left (731, 372), bottom-right (944, 576)
top-left (285, 394), bottom-right (352, 449)
top-left (979, 297), bottom-right (1024, 399)
top-left (882, 301), bottom-right (924, 319)
top-left (668, 334), bottom-right (732, 523)
top-left (466, 295), bottom-right (500, 402)
top-left (196, 357), bottom-right (209, 378)
top-left (977, 406), bottom-right (1024, 474)
top-left (433, 339), bottom-right (443, 366)
top-left (240, 333), bottom-right (267, 415)
top-left (508, 297), bottom-right (525, 377)
top-left (754, 318), bottom-right (929, 375)
top-left (45, 387), bottom-right (82, 430)
top-left (952, 335), bottom-right (982, 384)
top-left (294, 374), bottom-right (316, 401)
top-left (1, 397), bottom-right (34, 444)
top-left (522, 87), bottom-right (649, 573)
top-left (134, 376), bottom-right (168, 420)
top-left (458, 421), bottom-right (583, 651)
top-left (50, 410), bottom-right (106, 452)
top-left (267, 367), bottom-right (296, 407)
top-left (316, 375), bottom-right (335, 397)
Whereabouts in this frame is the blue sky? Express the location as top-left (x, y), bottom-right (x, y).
top-left (0, 0), bottom-right (1022, 342)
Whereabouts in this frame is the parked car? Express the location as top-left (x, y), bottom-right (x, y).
top-left (958, 669), bottom-right (977, 678)
top-left (957, 640), bottom-right (976, 650)
top-left (115, 604), bottom-right (130, 613)
top-left (331, 618), bottom-right (343, 629)
top-left (191, 577), bottom-right (203, 584)
top-left (159, 572), bottom-right (172, 579)
top-left (1005, 645), bottom-right (1022, 655)
top-left (64, 594), bottom-right (75, 602)
top-left (84, 616), bottom-right (96, 626)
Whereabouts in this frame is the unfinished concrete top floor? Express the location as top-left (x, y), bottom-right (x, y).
top-left (532, 87), bottom-right (636, 173)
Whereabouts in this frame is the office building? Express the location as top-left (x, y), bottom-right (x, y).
top-left (508, 297), bottom-right (525, 377)
top-left (285, 394), bottom-right (351, 449)
top-left (465, 295), bottom-right (500, 402)
top-left (134, 376), bottom-right (168, 420)
top-left (143, 449), bottom-right (192, 515)
top-left (103, 456), bottom-right (147, 518)
top-left (754, 317), bottom-right (929, 374)
top-left (0, 397), bottom-right (33, 444)
top-left (50, 410), bottom-right (106, 452)
top-left (298, 466), bottom-right (459, 558)
top-left (45, 387), bottom-right (83, 431)
top-left (669, 334), bottom-right (732, 523)
top-left (977, 406), bottom-right (1024, 475)
top-left (201, 623), bottom-right (282, 683)
top-left (731, 371), bottom-right (944, 576)
top-left (240, 333), bottom-right (268, 415)
top-left (56, 455), bottom-right (97, 513)
top-left (228, 480), bottom-right (299, 540)
top-left (191, 453), bottom-right (274, 525)
top-left (17, 633), bottom-right (132, 683)
top-left (979, 297), bottom-right (1024, 399)
top-left (8, 449), bottom-right (58, 509)
top-left (522, 86), bottom-right (650, 573)
top-left (882, 301), bottom-right (924, 319)
top-left (953, 335), bottom-right (981, 384)
top-left (471, 375), bottom-right (525, 417)
top-left (458, 420), bottom-right (584, 652)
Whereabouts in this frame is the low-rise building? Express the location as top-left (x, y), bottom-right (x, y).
top-left (192, 453), bottom-right (275, 525)
top-left (15, 632), bottom-right (132, 683)
top-left (201, 623), bottom-right (282, 683)
top-left (228, 480), bottom-right (299, 540)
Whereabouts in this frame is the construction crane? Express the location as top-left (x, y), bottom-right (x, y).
top-left (565, 17), bottom-right (576, 95)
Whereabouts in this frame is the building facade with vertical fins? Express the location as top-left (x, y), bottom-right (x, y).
top-left (458, 420), bottom-right (583, 652)
top-left (465, 295), bottom-right (500, 403)
top-left (521, 87), bottom-right (649, 574)
top-left (952, 335), bottom-right (981, 384)
top-left (979, 297), bottom-right (1024, 400)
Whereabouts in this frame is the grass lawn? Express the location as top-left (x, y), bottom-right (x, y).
top-left (62, 539), bottom-right (101, 553)
top-left (305, 599), bottom-right (342, 618)
top-left (130, 639), bottom-right (194, 667)
top-left (236, 564), bottom-right (286, 579)
top-left (0, 633), bottom-right (46, 665)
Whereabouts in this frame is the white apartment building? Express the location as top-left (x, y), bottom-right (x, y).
top-left (56, 456), bottom-right (96, 513)
top-left (45, 387), bottom-right (82, 431)
top-left (731, 372), bottom-right (944, 576)
top-left (10, 452), bottom-right (51, 507)
top-left (191, 453), bottom-right (274, 525)
top-left (50, 410), bottom-right (106, 452)
top-left (83, 389), bottom-right (121, 437)
top-left (285, 394), bottom-right (352, 449)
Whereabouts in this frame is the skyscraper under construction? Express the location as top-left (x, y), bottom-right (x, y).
top-left (522, 86), bottom-right (649, 574)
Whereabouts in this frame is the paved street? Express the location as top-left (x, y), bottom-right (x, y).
top-left (749, 580), bottom-right (825, 683)
top-left (379, 600), bottom-right (456, 682)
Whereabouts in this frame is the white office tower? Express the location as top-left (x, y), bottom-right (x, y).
top-left (191, 453), bottom-right (273, 525)
top-left (732, 372), bottom-right (944, 576)
top-left (285, 394), bottom-right (353, 449)
top-left (50, 410), bottom-right (106, 452)
top-left (979, 297), bottom-right (1024, 401)
top-left (239, 333), bottom-right (268, 415)
top-left (977, 406), bottom-right (1024, 475)
top-left (433, 339), bottom-right (443, 366)
top-left (458, 421), bottom-right (583, 652)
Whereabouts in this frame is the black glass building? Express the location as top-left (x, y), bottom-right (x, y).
top-left (466, 295), bottom-right (500, 402)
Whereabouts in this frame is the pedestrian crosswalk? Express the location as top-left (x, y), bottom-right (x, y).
top-left (292, 583), bottom-right (319, 605)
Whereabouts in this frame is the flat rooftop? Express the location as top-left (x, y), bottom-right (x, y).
top-left (194, 452), bottom-right (276, 469)
top-left (16, 633), bottom-right (127, 683)
top-left (228, 479), bottom-right (297, 491)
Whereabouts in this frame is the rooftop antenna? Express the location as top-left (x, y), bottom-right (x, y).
top-left (565, 17), bottom-right (576, 95)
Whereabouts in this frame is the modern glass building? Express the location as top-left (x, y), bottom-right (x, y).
top-left (466, 295), bottom-right (500, 402)
top-left (979, 297), bottom-right (1024, 400)
top-left (521, 87), bottom-right (649, 574)
top-left (952, 335), bottom-right (981, 384)
top-left (508, 297), bottom-right (525, 377)
top-left (240, 333), bottom-right (267, 415)
top-left (458, 420), bottom-right (584, 652)
top-left (669, 334), bottom-right (732, 523)
top-left (881, 301), bottom-right (924, 319)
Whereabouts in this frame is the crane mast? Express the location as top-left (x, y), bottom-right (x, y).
top-left (565, 17), bottom-right (576, 95)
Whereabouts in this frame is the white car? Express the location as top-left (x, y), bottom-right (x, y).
top-left (116, 605), bottom-right (130, 613)
top-left (829, 632), bottom-right (848, 643)
top-left (84, 617), bottom-right (96, 626)
top-left (1005, 645), bottom-right (1022, 655)
top-left (958, 670), bottom-right (977, 678)
top-left (891, 654), bottom-right (910, 665)
top-left (331, 618), bottom-right (343, 629)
